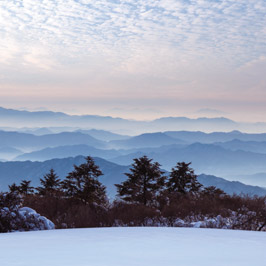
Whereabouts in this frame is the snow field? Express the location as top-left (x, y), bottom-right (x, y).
top-left (0, 227), bottom-right (265, 266)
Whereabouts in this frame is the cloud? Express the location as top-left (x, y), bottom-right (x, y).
top-left (0, 0), bottom-right (265, 69)
top-left (0, 0), bottom-right (266, 121)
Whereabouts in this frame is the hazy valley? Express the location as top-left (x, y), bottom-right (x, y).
top-left (1, 107), bottom-right (266, 197)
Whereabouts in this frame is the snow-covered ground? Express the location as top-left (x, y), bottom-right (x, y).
top-left (0, 227), bottom-right (265, 266)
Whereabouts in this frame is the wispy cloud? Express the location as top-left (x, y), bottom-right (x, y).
top-left (1, 1), bottom-right (265, 68)
top-left (0, 0), bottom-right (266, 121)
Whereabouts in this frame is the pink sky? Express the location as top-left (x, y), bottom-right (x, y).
top-left (0, 0), bottom-right (266, 122)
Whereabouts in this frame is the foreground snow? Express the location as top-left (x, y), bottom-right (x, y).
top-left (0, 227), bottom-right (265, 266)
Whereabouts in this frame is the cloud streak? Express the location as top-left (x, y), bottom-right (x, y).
top-left (0, 0), bottom-right (266, 121)
top-left (1, 1), bottom-right (265, 66)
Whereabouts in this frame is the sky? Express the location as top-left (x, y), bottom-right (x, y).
top-left (0, 0), bottom-right (266, 121)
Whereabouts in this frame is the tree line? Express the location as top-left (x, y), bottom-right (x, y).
top-left (3, 155), bottom-right (266, 231)
top-left (8, 155), bottom-right (213, 205)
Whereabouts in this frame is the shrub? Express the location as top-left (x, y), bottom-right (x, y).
top-left (0, 192), bottom-right (54, 233)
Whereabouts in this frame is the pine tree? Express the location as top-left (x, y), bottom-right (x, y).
top-left (19, 180), bottom-right (34, 195)
top-left (37, 169), bottom-right (61, 195)
top-left (202, 186), bottom-right (226, 197)
top-left (8, 183), bottom-right (20, 193)
top-left (166, 162), bottom-right (202, 194)
top-left (115, 156), bottom-right (166, 206)
top-left (62, 156), bottom-right (107, 205)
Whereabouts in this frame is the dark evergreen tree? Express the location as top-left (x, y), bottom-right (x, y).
top-left (8, 183), bottom-right (20, 193)
top-left (201, 186), bottom-right (226, 197)
top-left (37, 169), bottom-right (61, 195)
top-left (62, 156), bottom-right (107, 205)
top-left (115, 156), bottom-right (166, 206)
top-left (166, 162), bottom-right (202, 194)
top-left (19, 180), bottom-right (34, 195)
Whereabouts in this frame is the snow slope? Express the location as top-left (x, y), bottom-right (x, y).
top-left (0, 227), bottom-right (265, 266)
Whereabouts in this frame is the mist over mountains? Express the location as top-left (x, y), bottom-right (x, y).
top-left (108, 143), bottom-right (266, 177)
top-left (1, 106), bottom-right (266, 195)
top-left (2, 107), bottom-right (266, 134)
top-left (0, 130), bottom-right (105, 150)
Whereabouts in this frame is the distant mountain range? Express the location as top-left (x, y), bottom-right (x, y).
top-left (229, 173), bottom-right (266, 188)
top-left (109, 132), bottom-right (185, 149)
top-left (0, 107), bottom-right (141, 134)
top-left (2, 107), bottom-right (266, 193)
top-left (0, 146), bottom-right (23, 161)
top-left (15, 145), bottom-right (122, 161)
top-left (76, 129), bottom-right (130, 141)
top-left (214, 139), bottom-right (266, 154)
top-left (198, 174), bottom-right (266, 196)
top-left (13, 139), bottom-right (266, 179)
top-left (108, 142), bottom-right (266, 177)
top-left (0, 156), bottom-right (265, 198)
top-left (164, 130), bottom-right (266, 143)
top-left (1, 129), bottom-right (266, 182)
top-left (0, 130), bottom-right (105, 150)
top-left (2, 106), bottom-right (266, 134)
top-left (0, 156), bottom-right (129, 197)
top-left (3, 129), bottom-right (266, 152)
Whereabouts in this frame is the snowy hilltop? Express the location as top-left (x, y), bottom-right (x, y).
top-left (0, 227), bottom-right (266, 266)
